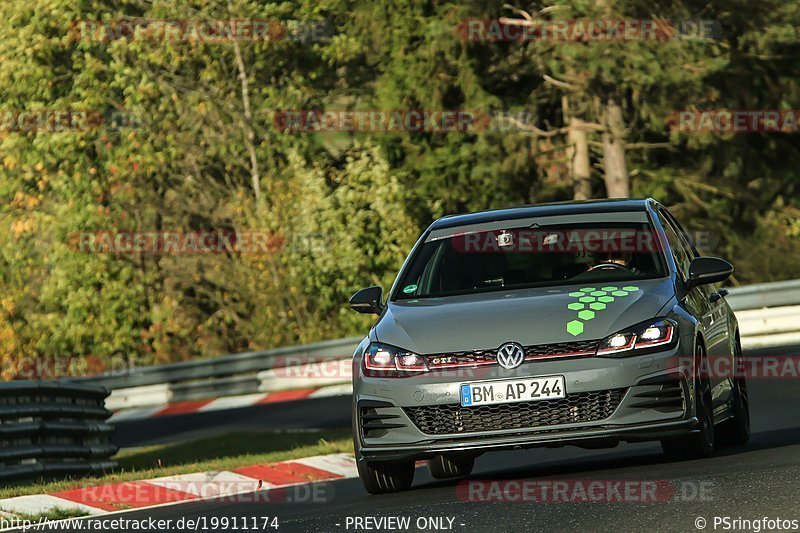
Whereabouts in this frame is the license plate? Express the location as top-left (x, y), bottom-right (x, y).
top-left (460, 376), bottom-right (566, 407)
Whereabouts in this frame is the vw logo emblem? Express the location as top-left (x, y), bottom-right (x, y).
top-left (496, 342), bottom-right (525, 369)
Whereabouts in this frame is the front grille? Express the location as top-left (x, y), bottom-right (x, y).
top-left (424, 340), bottom-right (600, 368)
top-left (525, 339), bottom-right (599, 358)
top-left (404, 388), bottom-right (626, 435)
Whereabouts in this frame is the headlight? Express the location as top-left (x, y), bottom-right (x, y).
top-left (596, 318), bottom-right (677, 357)
top-left (363, 342), bottom-right (428, 376)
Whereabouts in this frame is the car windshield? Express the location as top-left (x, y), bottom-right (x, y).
top-left (394, 217), bottom-right (667, 300)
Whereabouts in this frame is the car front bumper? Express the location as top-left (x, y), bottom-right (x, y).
top-left (354, 342), bottom-right (697, 462)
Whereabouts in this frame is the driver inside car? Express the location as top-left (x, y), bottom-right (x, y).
top-left (590, 250), bottom-right (641, 274)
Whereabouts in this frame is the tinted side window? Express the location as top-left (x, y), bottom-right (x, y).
top-left (657, 211), bottom-right (692, 280)
top-left (662, 209), bottom-right (699, 259)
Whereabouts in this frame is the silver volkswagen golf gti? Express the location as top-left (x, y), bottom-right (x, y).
top-left (349, 199), bottom-right (749, 494)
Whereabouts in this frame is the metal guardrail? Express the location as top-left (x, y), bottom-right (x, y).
top-left (726, 279), bottom-right (800, 311)
top-left (0, 381), bottom-right (117, 483)
top-left (72, 337), bottom-right (361, 411)
top-left (72, 337), bottom-right (361, 390)
top-left (727, 280), bottom-right (800, 348)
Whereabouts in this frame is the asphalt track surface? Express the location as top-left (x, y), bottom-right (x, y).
top-left (65, 346), bottom-right (800, 532)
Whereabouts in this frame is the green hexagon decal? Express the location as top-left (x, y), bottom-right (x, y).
top-left (566, 285), bottom-right (640, 336)
top-left (566, 320), bottom-right (584, 336)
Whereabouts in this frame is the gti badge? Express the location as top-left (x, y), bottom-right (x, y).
top-left (496, 342), bottom-right (525, 369)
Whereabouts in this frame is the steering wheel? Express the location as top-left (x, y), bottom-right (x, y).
top-left (590, 262), bottom-right (633, 273)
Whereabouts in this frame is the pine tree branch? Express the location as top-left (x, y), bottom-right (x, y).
top-left (543, 74), bottom-right (583, 91)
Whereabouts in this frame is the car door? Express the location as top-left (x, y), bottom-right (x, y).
top-left (658, 209), bottom-right (733, 410)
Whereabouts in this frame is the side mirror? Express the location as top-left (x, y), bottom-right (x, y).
top-left (349, 286), bottom-right (384, 315)
top-left (687, 257), bottom-right (733, 288)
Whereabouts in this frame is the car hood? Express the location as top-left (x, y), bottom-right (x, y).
top-left (375, 278), bottom-right (675, 354)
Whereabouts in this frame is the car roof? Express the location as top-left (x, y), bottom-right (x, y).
top-left (430, 198), bottom-right (658, 230)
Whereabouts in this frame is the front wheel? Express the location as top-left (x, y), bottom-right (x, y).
top-left (356, 458), bottom-right (415, 494)
top-left (662, 344), bottom-right (715, 460)
top-left (715, 375), bottom-right (750, 447)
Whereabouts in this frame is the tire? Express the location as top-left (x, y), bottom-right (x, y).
top-left (662, 343), bottom-right (715, 460)
top-left (715, 340), bottom-right (750, 448)
top-left (427, 454), bottom-right (475, 479)
top-left (356, 458), bottom-right (415, 494)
